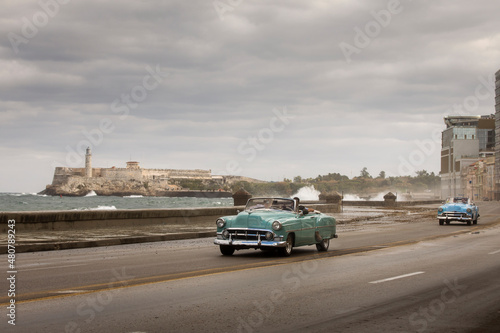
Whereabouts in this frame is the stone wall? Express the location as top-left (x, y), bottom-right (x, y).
top-left (50, 166), bottom-right (213, 187)
top-left (52, 167), bottom-right (86, 184)
top-left (101, 168), bottom-right (143, 181)
top-left (0, 207), bottom-right (243, 232)
top-left (142, 168), bottom-right (212, 180)
top-left (342, 200), bottom-right (442, 207)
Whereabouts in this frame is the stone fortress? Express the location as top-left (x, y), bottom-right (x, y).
top-left (40, 148), bottom-right (264, 197)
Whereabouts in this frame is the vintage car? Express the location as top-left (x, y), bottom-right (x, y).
top-left (437, 197), bottom-right (479, 225)
top-left (214, 197), bottom-right (337, 256)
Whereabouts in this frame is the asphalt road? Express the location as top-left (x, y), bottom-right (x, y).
top-left (1, 202), bottom-right (499, 332)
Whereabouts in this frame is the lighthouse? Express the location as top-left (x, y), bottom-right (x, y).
top-left (85, 147), bottom-right (92, 177)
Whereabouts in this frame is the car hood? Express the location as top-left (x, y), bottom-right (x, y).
top-left (229, 211), bottom-right (294, 229)
top-left (440, 204), bottom-right (468, 212)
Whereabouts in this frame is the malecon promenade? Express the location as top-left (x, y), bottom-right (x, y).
top-left (0, 192), bottom-right (441, 253)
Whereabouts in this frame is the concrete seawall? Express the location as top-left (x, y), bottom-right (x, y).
top-left (0, 207), bottom-right (242, 232)
top-left (342, 200), bottom-right (442, 207)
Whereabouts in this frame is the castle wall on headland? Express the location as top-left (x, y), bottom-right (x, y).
top-left (101, 168), bottom-right (143, 181)
top-left (42, 151), bottom-right (265, 196)
top-left (142, 168), bottom-right (212, 180)
top-left (52, 167), bottom-right (86, 185)
top-left (52, 165), bottom-right (213, 185)
top-left (44, 161), bottom-right (236, 196)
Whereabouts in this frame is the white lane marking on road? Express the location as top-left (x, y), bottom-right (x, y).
top-left (21, 263), bottom-right (88, 271)
top-left (56, 290), bottom-right (90, 294)
top-left (489, 249), bottom-right (500, 255)
top-left (369, 271), bottom-right (425, 284)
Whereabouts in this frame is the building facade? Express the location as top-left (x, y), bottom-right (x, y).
top-left (440, 115), bottom-right (495, 198)
top-left (462, 157), bottom-right (495, 200)
top-left (495, 69), bottom-right (500, 200)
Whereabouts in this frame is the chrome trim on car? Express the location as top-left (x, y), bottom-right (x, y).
top-left (437, 212), bottom-right (472, 221)
top-left (214, 239), bottom-right (288, 247)
top-left (215, 228), bottom-right (286, 248)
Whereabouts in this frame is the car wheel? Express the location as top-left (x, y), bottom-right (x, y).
top-left (439, 220), bottom-right (444, 225)
top-left (467, 220), bottom-right (471, 226)
top-left (316, 238), bottom-right (330, 252)
top-left (446, 221), bottom-right (450, 225)
top-left (220, 245), bottom-right (235, 256)
top-left (279, 234), bottom-right (294, 257)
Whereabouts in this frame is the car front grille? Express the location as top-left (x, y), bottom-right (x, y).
top-left (443, 212), bottom-right (468, 218)
top-left (226, 229), bottom-right (269, 241)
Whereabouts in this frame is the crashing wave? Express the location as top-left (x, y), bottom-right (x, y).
top-left (91, 205), bottom-right (117, 210)
top-left (291, 185), bottom-right (320, 201)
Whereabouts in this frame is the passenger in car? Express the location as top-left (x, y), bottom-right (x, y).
top-left (293, 197), bottom-right (315, 214)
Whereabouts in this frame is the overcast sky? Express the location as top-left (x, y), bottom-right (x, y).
top-left (1, 0), bottom-right (499, 193)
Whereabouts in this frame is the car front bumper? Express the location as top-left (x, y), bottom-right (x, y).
top-left (437, 215), bottom-right (473, 221)
top-left (214, 238), bottom-right (288, 248)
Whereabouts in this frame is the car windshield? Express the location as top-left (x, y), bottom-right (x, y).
top-left (447, 197), bottom-right (469, 204)
top-left (245, 198), bottom-right (295, 212)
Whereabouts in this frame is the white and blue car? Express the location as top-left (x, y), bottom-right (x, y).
top-left (437, 197), bottom-right (479, 226)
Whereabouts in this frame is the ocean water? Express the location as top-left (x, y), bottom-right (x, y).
top-left (0, 186), bottom-right (327, 212)
top-left (0, 192), bottom-right (235, 212)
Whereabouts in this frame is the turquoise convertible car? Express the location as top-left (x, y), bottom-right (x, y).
top-left (437, 197), bottom-right (479, 226)
top-left (214, 197), bottom-right (337, 256)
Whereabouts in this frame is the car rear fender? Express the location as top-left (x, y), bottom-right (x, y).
top-left (316, 216), bottom-right (336, 239)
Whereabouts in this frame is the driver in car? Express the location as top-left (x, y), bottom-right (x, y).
top-left (293, 197), bottom-right (315, 214)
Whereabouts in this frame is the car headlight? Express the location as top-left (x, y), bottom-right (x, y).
top-left (272, 221), bottom-right (282, 231)
top-left (216, 218), bottom-right (226, 228)
top-left (438, 208), bottom-right (443, 212)
top-left (265, 231), bottom-right (274, 240)
top-left (466, 208), bottom-right (472, 213)
top-left (222, 229), bottom-right (230, 239)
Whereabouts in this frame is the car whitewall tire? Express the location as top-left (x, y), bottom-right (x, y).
top-left (316, 238), bottom-right (330, 252)
top-left (279, 234), bottom-right (294, 257)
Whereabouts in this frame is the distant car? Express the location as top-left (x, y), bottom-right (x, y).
top-left (437, 197), bottom-right (479, 226)
top-left (214, 197), bottom-right (337, 256)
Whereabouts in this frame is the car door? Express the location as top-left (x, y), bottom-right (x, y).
top-left (296, 213), bottom-right (317, 246)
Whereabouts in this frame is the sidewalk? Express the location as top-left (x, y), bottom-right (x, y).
top-left (7, 222), bottom-right (217, 254)
top-left (3, 205), bottom-right (438, 253)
